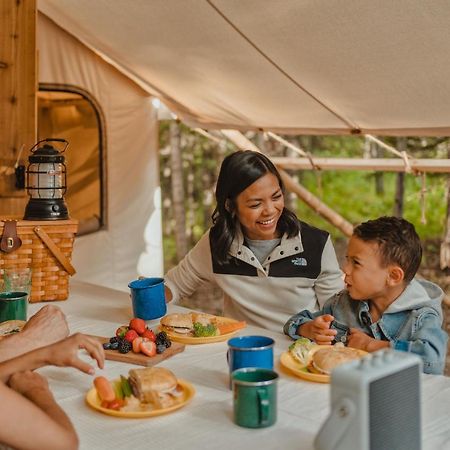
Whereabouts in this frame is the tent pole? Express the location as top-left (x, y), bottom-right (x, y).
top-left (271, 157), bottom-right (450, 173)
top-left (220, 129), bottom-right (353, 237)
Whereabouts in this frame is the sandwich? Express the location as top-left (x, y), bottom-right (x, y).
top-left (160, 312), bottom-right (218, 337)
top-left (160, 312), bottom-right (246, 337)
top-left (307, 345), bottom-right (362, 375)
top-left (128, 367), bottom-right (183, 409)
top-left (160, 313), bottom-right (194, 335)
top-left (0, 320), bottom-right (26, 339)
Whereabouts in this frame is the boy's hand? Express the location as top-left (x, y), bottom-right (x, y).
top-left (298, 314), bottom-right (337, 345)
top-left (347, 328), bottom-right (390, 352)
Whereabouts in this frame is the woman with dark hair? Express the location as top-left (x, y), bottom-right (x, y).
top-left (165, 150), bottom-right (344, 332)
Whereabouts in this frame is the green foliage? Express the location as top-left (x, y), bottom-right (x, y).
top-left (296, 170), bottom-right (446, 241)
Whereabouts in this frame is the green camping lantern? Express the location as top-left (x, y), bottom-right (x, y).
top-left (24, 138), bottom-right (69, 220)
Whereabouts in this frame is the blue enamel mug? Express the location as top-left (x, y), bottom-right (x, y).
top-left (128, 277), bottom-right (166, 320)
top-left (227, 336), bottom-right (274, 386)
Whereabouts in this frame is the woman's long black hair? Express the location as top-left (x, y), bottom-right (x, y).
top-left (210, 150), bottom-right (300, 265)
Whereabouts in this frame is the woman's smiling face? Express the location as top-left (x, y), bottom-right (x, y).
top-left (235, 173), bottom-right (284, 240)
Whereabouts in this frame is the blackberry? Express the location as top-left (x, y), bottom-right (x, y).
top-left (155, 330), bottom-right (171, 348)
top-left (157, 331), bottom-right (168, 340)
top-left (118, 339), bottom-right (132, 354)
top-left (156, 344), bottom-right (166, 354)
top-left (110, 341), bottom-right (119, 350)
top-left (102, 342), bottom-right (111, 350)
top-left (109, 336), bottom-right (120, 344)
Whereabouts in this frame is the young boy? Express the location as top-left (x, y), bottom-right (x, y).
top-left (283, 216), bottom-right (448, 374)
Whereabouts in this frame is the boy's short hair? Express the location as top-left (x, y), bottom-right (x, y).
top-left (353, 216), bottom-right (422, 282)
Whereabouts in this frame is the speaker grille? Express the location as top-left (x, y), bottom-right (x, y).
top-left (369, 366), bottom-right (421, 450)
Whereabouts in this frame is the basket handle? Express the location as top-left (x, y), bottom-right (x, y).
top-left (34, 226), bottom-right (76, 276)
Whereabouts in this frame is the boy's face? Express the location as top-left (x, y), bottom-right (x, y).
top-left (343, 236), bottom-right (393, 301)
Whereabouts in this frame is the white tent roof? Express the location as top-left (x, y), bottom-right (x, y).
top-left (38, 0), bottom-right (450, 136)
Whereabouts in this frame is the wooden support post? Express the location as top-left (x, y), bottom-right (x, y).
top-left (0, 0), bottom-right (36, 212)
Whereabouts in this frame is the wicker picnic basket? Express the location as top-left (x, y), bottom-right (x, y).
top-left (0, 219), bottom-right (78, 302)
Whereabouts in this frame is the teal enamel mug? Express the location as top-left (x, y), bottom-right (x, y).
top-left (231, 367), bottom-right (278, 428)
top-left (0, 291), bottom-right (28, 322)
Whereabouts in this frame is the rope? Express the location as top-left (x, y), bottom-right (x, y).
top-left (420, 172), bottom-right (427, 224)
top-left (365, 134), bottom-right (413, 174)
top-left (193, 128), bottom-right (222, 144)
top-left (266, 131), bottom-right (324, 197)
top-left (266, 132), bottom-right (321, 170)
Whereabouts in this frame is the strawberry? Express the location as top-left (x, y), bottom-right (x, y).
top-left (115, 325), bottom-right (129, 338)
top-left (124, 329), bottom-right (139, 343)
top-left (129, 318), bottom-right (146, 335)
top-left (140, 340), bottom-right (156, 357)
top-left (132, 336), bottom-right (143, 353)
top-left (141, 328), bottom-right (156, 342)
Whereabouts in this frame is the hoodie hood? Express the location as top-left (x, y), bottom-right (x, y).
top-left (385, 278), bottom-right (444, 316)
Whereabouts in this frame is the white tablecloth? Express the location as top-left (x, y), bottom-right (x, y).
top-left (30, 281), bottom-right (450, 450)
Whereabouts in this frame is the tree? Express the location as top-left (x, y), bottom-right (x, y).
top-left (169, 121), bottom-right (188, 260)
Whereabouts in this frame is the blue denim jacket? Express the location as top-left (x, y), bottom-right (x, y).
top-left (283, 279), bottom-right (448, 374)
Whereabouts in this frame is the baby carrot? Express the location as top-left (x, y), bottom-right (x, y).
top-left (217, 321), bottom-right (246, 335)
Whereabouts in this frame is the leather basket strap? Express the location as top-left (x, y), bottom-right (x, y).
top-left (0, 220), bottom-right (22, 253)
top-left (33, 226), bottom-right (76, 275)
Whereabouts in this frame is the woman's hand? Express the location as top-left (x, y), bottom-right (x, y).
top-left (8, 370), bottom-right (49, 399)
top-left (44, 333), bottom-right (105, 374)
top-left (164, 285), bottom-right (173, 302)
top-left (298, 314), bottom-right (337, 345)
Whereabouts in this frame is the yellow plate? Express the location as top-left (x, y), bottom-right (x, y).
top-left (160, 316), bottom-right (246, 344)
top-left (279, 347), bottom-right (367, 383)
top-left (85, 379), bottom-right (195, 418)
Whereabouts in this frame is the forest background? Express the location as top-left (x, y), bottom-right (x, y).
top-left (158, 121), bottom-right (450, 317)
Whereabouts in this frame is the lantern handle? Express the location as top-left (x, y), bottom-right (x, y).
top-left (29, 138), bottom-right (69, 154)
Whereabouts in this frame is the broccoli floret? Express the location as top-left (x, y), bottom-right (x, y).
top-left (289, 337), bottom-right (314, 364)
top-left (193, 322), bottom-right (218, 337)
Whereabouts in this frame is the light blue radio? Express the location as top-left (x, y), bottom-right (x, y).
top-left (315, 349), bottom-right (422, 450)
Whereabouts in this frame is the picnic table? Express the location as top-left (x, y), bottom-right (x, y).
top-left (31, 281), bottom-right (450, 450)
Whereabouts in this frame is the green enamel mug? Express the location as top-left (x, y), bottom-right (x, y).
top-left (231, 367), bottom-right (278, 428)
top-left (0, 291), bottom-right (28, 322)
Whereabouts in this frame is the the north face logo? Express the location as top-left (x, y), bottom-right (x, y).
top-left (292, 257), bottom-right (307, 266)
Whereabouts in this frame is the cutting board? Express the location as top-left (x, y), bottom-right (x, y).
top-left (92, 336), bottom-right (185, 367)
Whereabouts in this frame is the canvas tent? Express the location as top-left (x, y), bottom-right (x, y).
top-left (39, 0), bottom-right (450, 135)
top-left (34, 1), bottom-right (450, 289)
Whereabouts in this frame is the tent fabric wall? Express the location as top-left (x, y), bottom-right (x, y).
top-left (38, 14), bottom-right (163, 291)
top-left (38, 0), bottom-right (450, 136)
